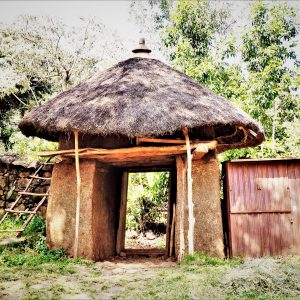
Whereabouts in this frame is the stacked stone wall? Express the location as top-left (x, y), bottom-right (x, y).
top-left (0, 154), bottom-right (53, 217)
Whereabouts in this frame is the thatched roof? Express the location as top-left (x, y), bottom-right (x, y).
top-left (19, 57), bottom-right (264, 151)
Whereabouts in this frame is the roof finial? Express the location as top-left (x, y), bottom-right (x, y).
top-left (132, 38), bottom-right (151, 58)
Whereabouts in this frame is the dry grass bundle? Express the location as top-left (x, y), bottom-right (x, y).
top-left (222, 257), bottom-right (300, 298)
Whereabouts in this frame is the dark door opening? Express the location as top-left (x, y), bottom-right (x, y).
top-left (116, 170), bottom-right (175, 257)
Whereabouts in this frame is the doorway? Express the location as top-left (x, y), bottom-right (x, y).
top-left (116, 169), bottom-right (176, 257)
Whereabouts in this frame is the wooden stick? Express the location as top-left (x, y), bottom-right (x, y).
top-left (169, 204), bottom-right (176, 257)
top-left (0, 161), bottom-right (47, 226)
top-left (37, 141), bottom-right (217, 158)
top-left (116, 172), bottom-right (128, 255)
top-left (183, 128), bottom-right (194, 256)
top-left (29, 175), bottom-right (52, 180)
top-left (165, 174), bottom-right (172, 257)
top-left (17, 195), bottom-right (48, 237)
top-left (18, 192), bottom-right (48, 197)
top-left (74, 130), bottom-right (81, 259)
top-left (176, 155), bottom-right (186, 263)
top-left (4, 209), bottom-right (36, 214)
top-left (0, 229), bottom-right (23, 232)
top-left (37, 148), bottom-right (91, 156)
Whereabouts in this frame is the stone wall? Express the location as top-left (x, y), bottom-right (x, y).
top-left (0, 154), bottom-right (53, 217)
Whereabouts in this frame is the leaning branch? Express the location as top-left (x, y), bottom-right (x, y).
top-left (12, 93), bottom-right (28, 107)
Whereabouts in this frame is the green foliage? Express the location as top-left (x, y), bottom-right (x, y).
top-left (0, 246), bottom-right (66, 267)
top-left (162, 0), bottom-right (238, 97)
top-left (0, 15), bottom-right (125, 155)
top-left (9, 132), bottom-right (57, 162)
top-left (164, 0), bottom-right (230, 61)
top-left (182, 252), bottom-right (242, 267)
top-left (0, 216), bottom-right (91, 268)
top-left (162, 0), bottom-right (300, 159)
top-left (23, 215), bottom-right (46, 236)
top-left (0, 110), bottom-right (57, 158)
top-left (127, 172), bottom-right (169, 232)
top-left (0, 216), bottom-right (23, 239)
top-left (241, 0), bottom-right (300, 155)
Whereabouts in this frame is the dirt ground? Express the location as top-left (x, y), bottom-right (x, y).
top-left (0, 257), bottom-right (176, 300)
top-left (1, 256), bottom-right (300, 299)
top-left (125, 230), bottom-right (166, 249)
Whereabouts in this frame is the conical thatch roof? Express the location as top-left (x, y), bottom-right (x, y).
top-left (19, 57), bottom-right (264, 151)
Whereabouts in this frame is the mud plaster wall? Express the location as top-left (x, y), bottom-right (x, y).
top-left (0, 154), bottom-right (52, 217)
top-left (175, 153), bottom-right (224, 258)
top-left (47, 159), bottom-right (121, 261)
top-left (92, 166), bottom-right (122, 260)
top-left (192, 155), bottom-right (224, 257)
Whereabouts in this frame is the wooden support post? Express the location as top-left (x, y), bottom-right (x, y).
top-left (183, 128), bottom-right (195, 256)
top-left (165, 174), bottom-right (172, 257)
top-left (74, 130), bottom-right (81, 258)
top-left (37, 141), bottom-right (217, 158)
top-left (176, 155), bottom-right (186, 262)
top-left (169, 204), bottom-right (176, 257)
top-left (116, 172), bottom-right (128, 255)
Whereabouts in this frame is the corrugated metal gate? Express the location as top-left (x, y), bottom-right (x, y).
top-left (224, 159), bottom-right (300, 257)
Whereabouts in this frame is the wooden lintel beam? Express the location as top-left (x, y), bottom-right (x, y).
top-left (38, 141), bottom-right (217, 159)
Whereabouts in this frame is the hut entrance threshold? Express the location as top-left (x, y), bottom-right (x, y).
top-left (116, 168), bottom-right (176, 258)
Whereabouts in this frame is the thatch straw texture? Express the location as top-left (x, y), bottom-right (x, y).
top-left (19, 57), bottom-right (264, 150)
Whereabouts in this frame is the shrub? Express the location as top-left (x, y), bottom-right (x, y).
top-left (24, 215), bottom-right (46, 236)
top-left (126, 172), bottom-right (170, 233)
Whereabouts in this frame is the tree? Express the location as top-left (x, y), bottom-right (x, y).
top-left (127, 172), bottom-right (169, 233)
top-left (162, 0), bottom-right (243, 99)
top-left (161, 0), bottom-right (300, 158)
top-left (241, 0), bottom-right (300, 156)
top-left (0, 15), bottom-right (125, 153)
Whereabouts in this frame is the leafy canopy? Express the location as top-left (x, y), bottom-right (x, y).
top-left (161, 0), bottom-right (300, 158)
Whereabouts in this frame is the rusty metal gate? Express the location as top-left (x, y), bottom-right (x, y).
top-left (224, 158), bottom-right (300, 257)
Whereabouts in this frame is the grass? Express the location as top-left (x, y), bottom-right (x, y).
top-left (0, 215), bottom-right (24, 239)
top-left (1, 216), bottom-right (300, 299)
top-left (182, 251), bottom-right (242, 266)
top-left (0, 215), bottom-right (90, 269)
top-left (117, 255), bottom-right (300, 300)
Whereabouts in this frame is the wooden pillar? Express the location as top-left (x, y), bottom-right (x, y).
top-left (176, 155), bottom-right (186, 262)
top-left (183, 128), bottom-right (195, 256)
top-left (116, 171), bottom-right (128, 255)
top-left (74, 130), bottom-right (81, 258)
top-left (169, 204), bottom-right (176, 256)
top-left (165, 174), bottom-right (172, 257)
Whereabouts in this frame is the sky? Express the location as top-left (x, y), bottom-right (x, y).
top-left (0, 1), bottom-right (140, 46)
top-left (1, 0), bottom-right (300, 61)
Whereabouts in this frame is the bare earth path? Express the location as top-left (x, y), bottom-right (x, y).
top-left (0, 258), bottom-right (176, 300)
top-left (1, 256), bottom-right (300, 299)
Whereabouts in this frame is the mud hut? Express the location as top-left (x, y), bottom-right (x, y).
top-left (19, 39), bottom-right (264, 261)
